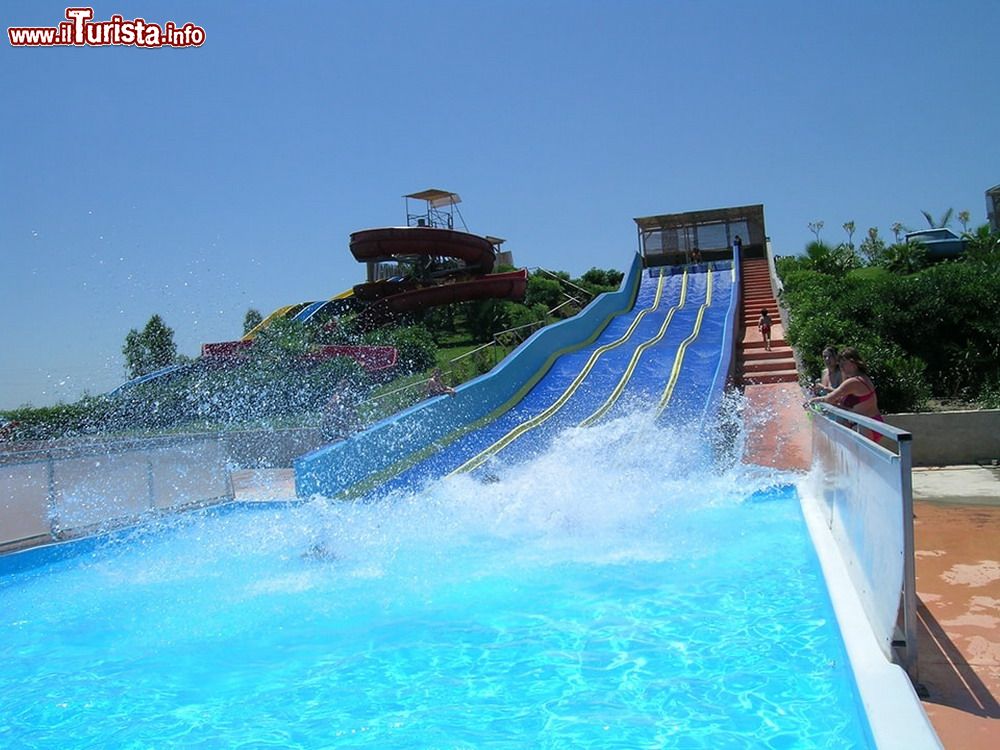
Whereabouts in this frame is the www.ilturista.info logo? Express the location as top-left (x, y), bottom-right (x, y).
top-left (8, 7), bottom-right (205, 48)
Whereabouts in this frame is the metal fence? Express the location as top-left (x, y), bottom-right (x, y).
top-left (808, 402), bottom-right (918, 678)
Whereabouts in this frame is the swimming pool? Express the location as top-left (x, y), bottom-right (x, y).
top-left (0, 415), bottom-right (874, 748)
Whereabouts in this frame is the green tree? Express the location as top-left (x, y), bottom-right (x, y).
top-left (243, 308), bottom-right (263, 335)
top-left (364, 324), bottom-right (437, 373)
top-left (525, 274), bottom-right (565, 310)
top-left (250, 317), bottom-right (310, 364)
top-left (858, 227), bottom-right (887, 266)
top-left (579, 268), bottom-right (624, 290)
top-left (123, 314), bottom-right (178, 378)
top-left (800, 241), bottom-right (859, 276)
top-left (465, 299), bottom-right (512, 342)
top-left (963, 223), bottom-right (1000, 258)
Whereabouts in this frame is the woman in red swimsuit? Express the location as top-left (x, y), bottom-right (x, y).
top-left (808, 347), bottom-right (886, 443)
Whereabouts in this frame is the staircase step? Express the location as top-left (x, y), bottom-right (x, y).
top-left (738, 347), bottom-right (793, 361)
top-left (741, 358), bottom-right (797, 373)
top-left (741, 371), bottom-right (801, 385)
top-left (742, 338), bottom-right (788, 349)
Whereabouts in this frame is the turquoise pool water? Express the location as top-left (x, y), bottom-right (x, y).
top-left (1, 417), bottom-right (873, 748)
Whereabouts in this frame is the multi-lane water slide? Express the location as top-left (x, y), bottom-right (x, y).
top-left (295, 252), bottom-right (739, 498)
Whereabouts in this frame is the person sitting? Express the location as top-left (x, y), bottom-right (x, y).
top-left (809, 347), bottom-right (885, 443)
top-left (0, 420), bottom-right (20, 440)
top-left (812, 346), bottom-right (842, 396)
top-left (425, 368), bottom-right (456, 398)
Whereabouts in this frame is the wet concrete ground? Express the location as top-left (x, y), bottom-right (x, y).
top-left (912, 472), bottom-right (1000, 749)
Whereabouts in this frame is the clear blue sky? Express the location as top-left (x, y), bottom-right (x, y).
top-left (2, 1), bottom-right (997, 409)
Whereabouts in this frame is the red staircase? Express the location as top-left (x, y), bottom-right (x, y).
top-left (738, 259), bottom-right (799, 385)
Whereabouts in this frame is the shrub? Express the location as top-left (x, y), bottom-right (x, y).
top-left (780, 250), bottom-right (1000, 410)
top-left (525, 275), bottom-right (565, 310)
top-left (365, 324), bottom-right (437, 373)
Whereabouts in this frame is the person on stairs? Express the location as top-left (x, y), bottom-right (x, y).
top-left (757, 308), bottom-right (773, 351)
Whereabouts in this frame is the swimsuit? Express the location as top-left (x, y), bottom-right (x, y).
top-left (839, 378), bottom-right (884, 443)
top-left (840, 388), bottom-right (873, 409)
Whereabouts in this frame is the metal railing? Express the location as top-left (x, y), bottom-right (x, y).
top-left (808, 401), bottom-right (918, 678)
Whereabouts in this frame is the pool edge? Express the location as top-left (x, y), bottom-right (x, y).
top-left (797, 475), bottom-right (944, 750)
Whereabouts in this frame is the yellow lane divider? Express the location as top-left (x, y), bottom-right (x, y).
top-left (242, 303), bottom-right (299, 341)
top-left (656, 269), bottom-right (716, 414)
top-left (578, 275), bottom-right (700, 427)
top-left (449, 271), bottom-right (680, 475)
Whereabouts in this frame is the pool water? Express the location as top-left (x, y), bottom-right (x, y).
top-left (0, 415), bottom-right (873, 748)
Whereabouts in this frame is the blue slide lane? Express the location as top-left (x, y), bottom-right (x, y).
top-left (373, 269), bottom-right (729, 495)
top-left (657, 266), bottom-right (735, 425)
top-left (294, 301), bottom-right (327, 322)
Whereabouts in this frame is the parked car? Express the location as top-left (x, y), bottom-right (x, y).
top-left (904, 228), bottom-right (966, 258)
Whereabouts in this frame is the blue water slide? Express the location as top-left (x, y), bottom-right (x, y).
top-left (294, 255), bottom-right (737, 499)
top-left (293, 301), bottom-right (327, 322)
top-left (378, 264), bottom-right (734, 489)
top-left (107, 363), bottom-right (191, 397)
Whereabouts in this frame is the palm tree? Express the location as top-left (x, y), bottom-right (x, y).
top-left (882, 241), bottom-right (928, 275)
top-left (920, 208), bottom-right (954, 228)
top-left (842, 221), bottom-right (856, 249)
top-left (804, 240), bottom-right (858, 275)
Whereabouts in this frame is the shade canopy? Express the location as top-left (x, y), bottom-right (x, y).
top-left (404, 189), bottom-right (461, 209)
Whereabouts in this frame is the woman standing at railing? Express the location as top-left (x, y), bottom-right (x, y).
top-left (808, 347), bottom-right (886, 442)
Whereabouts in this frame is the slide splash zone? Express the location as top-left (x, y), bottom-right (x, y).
top-left (296, 256), bottom-right (738, 499)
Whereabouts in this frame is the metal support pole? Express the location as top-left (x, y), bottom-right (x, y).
top-left (46, 451), bottom-right (58, 540)
top-left (898, 434), bottom-right (919, 680)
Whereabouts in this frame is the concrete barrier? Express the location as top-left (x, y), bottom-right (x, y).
top-left (885, 410), bottom-right (1000, 467)
top-left (1, 426), bottom-right (327, 553)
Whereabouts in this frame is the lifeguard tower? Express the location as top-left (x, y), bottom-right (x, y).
top-left (634, 204), bottom-right (766, 267)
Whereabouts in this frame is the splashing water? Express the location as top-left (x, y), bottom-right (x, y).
top-left (0, 408), bottom-right (872, 749)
